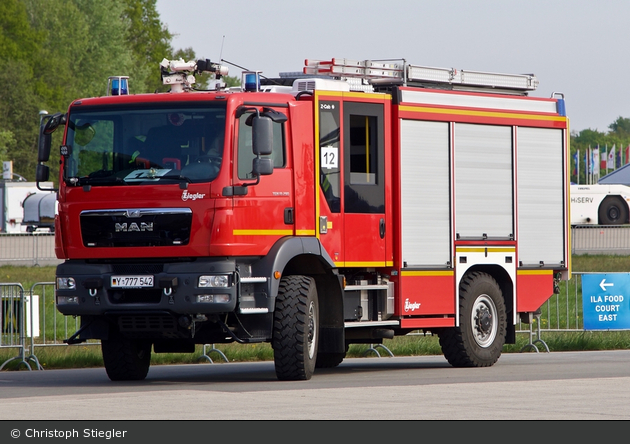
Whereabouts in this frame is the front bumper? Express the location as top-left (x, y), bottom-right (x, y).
top-left (55, 259), bottom-right (239, 316)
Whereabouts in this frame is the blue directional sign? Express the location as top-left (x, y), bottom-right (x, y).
top-left (582, 273), bottom-right (630, 330)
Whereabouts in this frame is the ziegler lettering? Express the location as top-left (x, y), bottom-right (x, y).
top-left (115, 222), bottom-right (153, 232)
top-left (182, 190), bottom-right (206, 201)
top-left (404, 298), bottom-right (421, 312)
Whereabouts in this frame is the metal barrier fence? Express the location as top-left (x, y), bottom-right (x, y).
top-left (0, 272), bottom-right (596, 370)
top-left (0, 233), bottom-right (62, 267)
top-left (0, 283), bottom-right (42, 370)
top-left (515, 272), bottom-right (585, 352)
top-left (572, 225), bottom-right (630, 255)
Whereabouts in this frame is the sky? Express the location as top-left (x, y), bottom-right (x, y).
top-left (155, 0), bottom-right (630, 135)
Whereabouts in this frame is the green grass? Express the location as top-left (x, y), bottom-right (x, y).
top-left (2, 256), bottom-right (630, 371)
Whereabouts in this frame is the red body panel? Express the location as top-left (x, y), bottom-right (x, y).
top-left (396, 273), bottom-right (456, 316)
top-left (516, 271), bottom-right (555, 313)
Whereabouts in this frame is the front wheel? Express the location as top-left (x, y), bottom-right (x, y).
top-left (272, 275), bottom-right (319, 380)
top-left (438, 271), bottom-right (506, 367)
top-left (316, 351), bottom-right (346, 369)
top-left (101, 338), bottom-right (152, 381)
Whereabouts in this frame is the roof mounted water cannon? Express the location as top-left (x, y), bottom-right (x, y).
top-left (160, 58), bottom-right (229, 93)
top-left (196, 59), bottom-right (229, 78)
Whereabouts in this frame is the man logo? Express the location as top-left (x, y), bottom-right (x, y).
top-left (115, 222), bottom-right (153, 232)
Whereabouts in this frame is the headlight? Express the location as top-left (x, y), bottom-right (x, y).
top-left (57, 277), bottom-right (76, 290)
top-left (198, 275), bottom-right (230, 288)
top-left (57, 296), bottom-right (79, 304)
top-left (196, 294), bottom-right (231, 303)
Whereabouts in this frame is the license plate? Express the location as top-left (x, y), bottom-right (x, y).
top-left (111, 275), bottom-right (154, 288)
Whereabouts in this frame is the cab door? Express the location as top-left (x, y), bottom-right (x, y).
top-left (316, 94), bottom-right (390, 267)
top-left (342, 101), bottom-right (388, 266)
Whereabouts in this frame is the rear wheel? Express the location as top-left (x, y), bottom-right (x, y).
top-left (598, 196), bottom-right (628, 225)
top-left (101, 338), bottom-right (151, 381)
top-left (438, 271), bottom-right (506, 367)
top-left (272, 275), bottom-right (319, 380)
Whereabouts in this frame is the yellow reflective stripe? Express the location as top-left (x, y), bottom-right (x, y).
top-left (341, 261), bottom-right (393, 267)
top-left (314, 93), bottom-right (322, 240)
top-left (316, 90), bottom-right (391, 101)
top-left (399, 105), bottom-right (566, 122)
top-left (233, 229), bottom-right (293, 236)
top-left (296, 230), bottom-right (316, 236)
top-left (401, 270), bottom-right (454, 277)
top-left (517, 270), bottom-right (554, 276)
top-left (456, 247), bottom-right (515, 253)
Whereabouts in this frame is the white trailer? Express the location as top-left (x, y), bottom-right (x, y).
top-left (0, 181), bottom-right (54, 233)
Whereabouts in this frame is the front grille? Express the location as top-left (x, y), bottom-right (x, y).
top-left (111, 264), bottom-right (163, 274)
top-left (119, 315), bottom-right (177, 332)
top-left (109, 289), bottom-right (163, 304)
top-left (80, 208), bottom-right (192, 247)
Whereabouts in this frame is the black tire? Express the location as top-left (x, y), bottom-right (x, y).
top-left (598, 196), bottom-right (628, 225)
top-left (315, 351), bottom-right (346, 369)
top-left (101, 338), bottom-right (152, 381)
top-left (272, 275), bottom-right (319, 380)
top-left (438, 271), bottom-right (506, 367)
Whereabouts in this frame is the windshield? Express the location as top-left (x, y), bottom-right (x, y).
top-left (63, 103), bottom-right (226, 186)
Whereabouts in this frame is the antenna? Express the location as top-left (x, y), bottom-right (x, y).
top-left (219, 35), bottom-right (225, 62)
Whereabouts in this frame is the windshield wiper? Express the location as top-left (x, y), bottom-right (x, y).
top-left (159, 174), bottom-right (193, 184)
top-left (75, 175), bottom-right (125, 186)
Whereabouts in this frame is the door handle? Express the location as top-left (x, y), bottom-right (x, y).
top-left (379, 218), bottom-right (385, 239)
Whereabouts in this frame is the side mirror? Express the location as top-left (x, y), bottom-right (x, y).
top-left (261, 108), bottom-right (288, 124)
top-left (38, 112), bottom-right (66, 163)
top-left (252, 115), bottom-right (273, 156)
top-left (35, 164), bottom-right (57, 192)
top-left (38, 130), bottom-right (52, 163)
top-left (35, 163), bottom-right (49, 182)
top-left (43, 112), bottom-right (65, 135)
top-left (253, 157), bottom-right (273, 176)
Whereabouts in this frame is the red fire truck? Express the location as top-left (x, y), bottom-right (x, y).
top-left (36, 56), bottom-right (570, 381)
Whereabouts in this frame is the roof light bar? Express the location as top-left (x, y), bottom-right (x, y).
top-left (108, 76), bottom-right (129, 96)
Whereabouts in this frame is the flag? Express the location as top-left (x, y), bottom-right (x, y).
top-left (593, 146), bottom-right (599, 177)
top-left (585, 148), bottom-right (590, 175)
top-left (573, 151), bottom-right (578, 176)
top-left (608, 145), bottom-right (616, 169)
top-left (576, 149), bottom-right (580, 184)
top-left (626, 145), bottom-right (630, 165)
top-left (600, 148), bottom-right (607, 170)
top-left (617, 148), bottom-right (622, 169)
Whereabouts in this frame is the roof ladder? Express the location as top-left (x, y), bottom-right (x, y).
top-left (303, 58), bottom-right (539, 93)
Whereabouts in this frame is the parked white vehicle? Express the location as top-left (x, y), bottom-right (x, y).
top-left (570, 183), bottom-right (630, 225)
top-left (571, 163), bottom-right (630, 225)
top-left (0, 181), bottom-right (55, 233)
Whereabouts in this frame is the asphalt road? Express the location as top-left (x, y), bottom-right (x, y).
top-left (0, 350), bottom-right (629, 421)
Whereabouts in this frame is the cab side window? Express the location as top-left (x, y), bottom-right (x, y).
top-left (237, 112), bottom-right (285, 180)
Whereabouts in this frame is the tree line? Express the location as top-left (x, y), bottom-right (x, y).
top-left (0, 0), bottom-right (237, 182)
top-left (1, 0), bottom-right (628, 185)
top-left (571, 117), bottom-right (630, 184)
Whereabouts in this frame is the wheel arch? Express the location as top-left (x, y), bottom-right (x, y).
top-left (251, 236), bottom-right (345, 354)
top-left (459, 264), bottom-right (515, 343)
